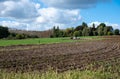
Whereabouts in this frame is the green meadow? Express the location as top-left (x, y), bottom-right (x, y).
top-left (0, 36), bottom-right (100, 46)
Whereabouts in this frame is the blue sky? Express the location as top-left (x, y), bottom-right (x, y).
top-left (81, 0), bottom-right (120, 26)
top-left (0, 0), bottom-right (120, 31)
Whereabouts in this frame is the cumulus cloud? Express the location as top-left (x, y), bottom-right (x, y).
top-left (0, 20), bottom-right (28, 30)
top-left (36, 7), bottom-right (81, 24)
top-left (0, 0), bottom-right (39, 19)
top-left (105, 22), bottom-right (120, 29)
top-left (28, 7), bottom-right (81, 30)
top-left (41, 0), bottom-right (111, 9)
top-left (0, 0), bottom-right (18, 2)
top-left (33, 7), bottom-right (81, 30)
top-left (0, 0), bottom-right (117, 31)
top-left (0, 0), bottom-right (82, 30)
top-left (0, 6), bottom-right (81, 31)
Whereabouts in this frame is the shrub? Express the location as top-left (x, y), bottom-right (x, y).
top-left (16, 34), bottom-right (25, 39)
top-left (107, 32), bottom-right (113, 35)
top-left (74, 31), bottom-right (79, 37)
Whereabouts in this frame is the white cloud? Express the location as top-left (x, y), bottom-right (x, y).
top-left (36, 7), bottom-right (81, 24)
top-left (0, 0), bottom-right (39, 19)
top-left (105, 22), bottom-right (120, 29)
top-left (88, 21), bottom-right (101, 27)
top-left (0, 0), bottom-right (18, 2)
top-left (41, 0), bottom-right (111, 9)
top-left (0, 20), bottom-right (28, 30)
top-left (35, 3), bottom-right (41, 9)
top-left (0, 0), bottom-right (117, 31)
top-left (33, 7), bottom-right (81, 30)
top-left (0, 6), bottom-right (82, 31)
top-left (0, 0), bottom-right (82, 31)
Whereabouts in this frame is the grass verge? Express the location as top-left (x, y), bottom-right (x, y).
top-left (0, 69), bottom-right (119, 79)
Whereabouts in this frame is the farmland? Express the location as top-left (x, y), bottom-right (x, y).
top-left (0, 36), bottom-right (99, 46)
top-left (0, 36), bottom-right (120, 78)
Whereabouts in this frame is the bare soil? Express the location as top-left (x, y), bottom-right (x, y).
top-left (0, 36), bottom-right (120, 72)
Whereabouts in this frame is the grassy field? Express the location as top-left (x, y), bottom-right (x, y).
top-left (0, 36), bottom-right (99, 46)
top-left (0, 69), bottom-right (119, 79)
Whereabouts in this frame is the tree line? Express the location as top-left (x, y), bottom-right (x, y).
top-left (0, 26), bottom-right (38, 39)
top-left (0, 22), bottom-right (120, 39)
top-left (51, 22), bottom-right (120, 38)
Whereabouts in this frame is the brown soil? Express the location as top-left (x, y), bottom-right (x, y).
top-left (0, 36), bottom-right (120, 72)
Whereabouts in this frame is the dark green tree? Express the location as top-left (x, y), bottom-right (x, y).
top-left (103, 27), bottom-right (108, 35)
top-left (114, 29), bottom-right (119, 35)
top-left (89, 27), bottom-right (93, 36)
top-left (0, 26), bottom-right (10, 38)
top-left (59, 30), bottom-right (64, 37)
top-left (103, 26), bottom-right (113, 35)
top-left (63, 30), bottom-right (67, 37)
top-left (97, 27), bottom-right (104, 36)
top-left (82, 22), bottom-right (88, 28)
top-left (97, 23), bottom-right (106, 36)
top-left (74, 25), bottom-right (84, 31)
top-left (71, 27), bottom-right (74, 37)
top-left (56, 26), bottom-right (60, 37)
top-left (92, 23), bottom-right (96, 31)
top-left (82, 27), bottom-right (86, 36)
top-left (52, 26), bottom-right (60, 37)
top-left (65, 28), bottom-right (74, 37)
top-left (93, 31), bottom-right (98, 36)
top-left (79, 30), bottom-right (82, 36)
top-left (82, 27), bottom-right (90, 36)
top-left (97, 23), bottom-right (106, 29)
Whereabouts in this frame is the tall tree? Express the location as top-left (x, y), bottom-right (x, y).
top-left (82, 27), bottom-right (86, 36)
top-left (114, 29), bottom-right (119, 35)
top-left (93, 31), bottom-right (98, 36)
top-left (79, 30), bottom-right (82, 36)
top-left (103, 27), bottom-right (108, 35)
top-left (89, 27), bottom-right (93, 36)
top-left (103, 26), bottom-right (113, 35)
top-left (82, 22), bottom-right (88, 28)
top-left (52, 26), bottom-right (60, 37)
top-left (97, 23), bottom-right (106, 29)
top-left (92, 23), bottom-right (96, 31)
top-left (0, 26), bottom-right (10, 38)
top-left (97, 23), bottom-right (106, 36)
top-left (65, 28), bottom-right (74, 37)
top-left (97, 26), bottom-right (104, 36)
top-left (53, 26), bottom-right (56, 37)
top-left (82, 27), bottom-right (90, 36)
top-left (74, 25), bottom-right (83, 31)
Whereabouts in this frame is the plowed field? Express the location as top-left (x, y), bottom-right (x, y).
top-left (0, 36), bottom-right (120, 72)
